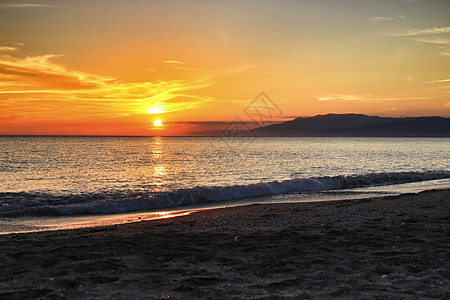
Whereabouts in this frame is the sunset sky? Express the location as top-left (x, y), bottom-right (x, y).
top-left (1, 0), bottom-right (449, 135)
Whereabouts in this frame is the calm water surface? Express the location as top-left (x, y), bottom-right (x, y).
top-left (1, 136), bottom-right (449, 195)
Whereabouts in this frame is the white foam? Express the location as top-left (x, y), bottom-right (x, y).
top-left (1, 171), bottom-right (449, 217)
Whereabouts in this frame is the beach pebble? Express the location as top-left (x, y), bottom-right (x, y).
top-left (232, 257), bottom-right (249, 264)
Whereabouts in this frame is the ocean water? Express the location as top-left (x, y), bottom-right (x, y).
top-left (0, 136), bottom-right (449, 220)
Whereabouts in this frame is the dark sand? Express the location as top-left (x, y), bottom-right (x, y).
top-left (0, 190), bottom-right (449, 299)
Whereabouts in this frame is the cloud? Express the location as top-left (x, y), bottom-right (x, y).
top-left (317, 94), bottom-right (367, 101)
top-left (406, 37), bottom-right (450, 45)
top-left (164, 60), bottom-right (186, 65)
top-left (0, 53), bottom-right (212, 121)
top-left (388, 26), bottom-right (450, 56)
top-left (169, 121), bottom-right (255, 126)
top-left (369, 17), bottom-right (392, 22)
top-left (0, 46), bottom-right (19, 52)
top-left (369, 16), bottom-right (406, 23)
top-left (317, 94), bottom-right (430, 102)
top-left (0, 54), bottom-right (111, 90)
top-left (170, 120), bottom-right (281, 126)
top-left (389, 26), bottom-right (450, 37)
top-left (168, 120), bottom-right (280, 135)
top-left (427, 79), bottom-right (450, 84)
top-left (0, 3), bottom-right (70, 8)
top-left (0, 47), bottom-right (268, 132)
top-left (166, 64), bottom-right (204, 72)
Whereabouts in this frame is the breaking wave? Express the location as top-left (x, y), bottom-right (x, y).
top-left (1, 171), bottom-right (449, 217)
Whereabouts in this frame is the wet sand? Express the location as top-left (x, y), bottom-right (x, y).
top-left (0, 189), bottom-right (449, 299)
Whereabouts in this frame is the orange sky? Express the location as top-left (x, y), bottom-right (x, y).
top-left (0, 0), bottom-right (449, 135)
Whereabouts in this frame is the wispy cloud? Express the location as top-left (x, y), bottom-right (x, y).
top-left (164, 60), bottom-right (186, 65)
top-left (0, 47), bottom-right (267, 124)
top-left (0, 46), bottom-right (19, 52)
top-left (389, 26), bottom-right (450, 37)
top-left (0, 54), bottom-right (112, 90)
top-left (169, 120), bottom-right (265, 126)
top-left (427, 79), bottom-right (450, 84)
top-left (0, 53), bottom-right (212, 121)
top-left (317, 94), bottom-right (368, 101)
top-left (406, 37), bottom-right (450, 45)
top-left (369, 17), bottom-right (392, 22)
top-left (166, 64), bottom-right (204, 72)
top-left (369, 16), bottom-right (406, 23)
top-left (0, 3), bottom-right (71, 8)
top-left (388, 26), bottom-right (450, 56)
top-left (317, 94), bottom-right (430, 102)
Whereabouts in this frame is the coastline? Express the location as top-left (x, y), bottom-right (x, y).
top-left (1, 189), bottom-right (449, 298)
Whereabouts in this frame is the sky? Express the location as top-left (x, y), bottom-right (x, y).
top-left (0, 0), bottom-right (449, 135)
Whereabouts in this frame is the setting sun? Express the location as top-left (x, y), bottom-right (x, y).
top-left (153, 119), bottom-right (162, 127)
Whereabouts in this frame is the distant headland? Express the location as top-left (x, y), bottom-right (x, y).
top-left (248, 114), bottom-right (450, 137)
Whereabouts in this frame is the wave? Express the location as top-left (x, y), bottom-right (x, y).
top-left (1, 171), bottom-right (449, 217)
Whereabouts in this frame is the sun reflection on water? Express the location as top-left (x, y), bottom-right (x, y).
top-left (150, 136), bottom-right (166, 187)
top-left (152, 165), bottom-right (166, 186)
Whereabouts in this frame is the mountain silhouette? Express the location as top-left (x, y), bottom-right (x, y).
top-left (251, 113), bottom-right (450, 137)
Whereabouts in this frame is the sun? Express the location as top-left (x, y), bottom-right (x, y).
top-left (153, 119), bottom-right (162, 127)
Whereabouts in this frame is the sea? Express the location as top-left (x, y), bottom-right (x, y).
top-left (1, 136), bottom-right (449, 233)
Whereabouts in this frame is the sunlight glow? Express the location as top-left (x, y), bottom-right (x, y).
top-left (147, 107), bottom-right (165, 114)
top-left (1, 0), bottom-right (449, 135)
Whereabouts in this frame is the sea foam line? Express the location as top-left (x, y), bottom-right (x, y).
top-left (1, 171), bottom-right (449, 217)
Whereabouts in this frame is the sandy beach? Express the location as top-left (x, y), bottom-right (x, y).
top-left (0, 189), bottom-right (449, 299)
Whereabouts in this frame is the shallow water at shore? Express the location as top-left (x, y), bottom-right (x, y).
top-left (2, 178), bottom-right (449, 234)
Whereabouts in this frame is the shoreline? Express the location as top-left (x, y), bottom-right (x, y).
top-left (3, 179), bottom-right (450, 235)
top-left (1, 189), bottom-right (449, 298)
